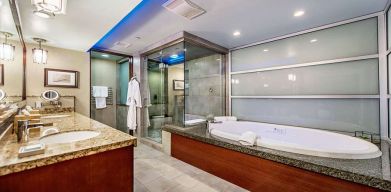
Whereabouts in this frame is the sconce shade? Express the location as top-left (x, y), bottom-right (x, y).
top-left (0, 42), bottom-right (14, 61)
top-left (33, 48), bottom-right (48, 64)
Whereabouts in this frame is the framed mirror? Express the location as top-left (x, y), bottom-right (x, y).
top-left (41, 90), bottom-right (60, 101)
top-left (0, 0), bottom-right (25, 103)
top-left (0, 0), bottom-right (26, 136)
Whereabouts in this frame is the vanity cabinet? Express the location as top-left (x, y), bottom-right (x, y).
top-left (0, 146), bottom-right (134, 192)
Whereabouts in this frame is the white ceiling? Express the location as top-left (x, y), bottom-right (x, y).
top-left (93, 0), bottom-right (389, 55)
top-left (16, 0), bottom-right (142, 51)
top-left (0, 0), bottom-right (17, 41)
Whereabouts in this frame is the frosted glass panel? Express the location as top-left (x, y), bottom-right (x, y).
top-left (232, 98), bottom-right (379, 134)
top-left (232, 59), bottom-right (378, 96)
top-left (232, 18), bottom-right (378, 72)
top-left (388, 8), bottom-right (391, 49)
top-left (389, 54), bottom-right (391, 93)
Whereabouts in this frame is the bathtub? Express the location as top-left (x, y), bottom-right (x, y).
top-left (209, 121), bottom-right (382, 159)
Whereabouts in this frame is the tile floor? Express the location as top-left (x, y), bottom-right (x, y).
top-left (134, 143), bottom-right (249, 192)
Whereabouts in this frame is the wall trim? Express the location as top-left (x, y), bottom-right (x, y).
top-left (230, 54), bottom-right (379, 75)
top-left (231, 12), bottom-right (382, 51)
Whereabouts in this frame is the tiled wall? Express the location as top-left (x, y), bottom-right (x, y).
top-left (185, 54), bottom-right (224, 118)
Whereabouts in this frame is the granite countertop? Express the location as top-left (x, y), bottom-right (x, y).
top-left (163, 124), bottom-right (391, 191)
top-left (0, 112), bottom-right (136, 176)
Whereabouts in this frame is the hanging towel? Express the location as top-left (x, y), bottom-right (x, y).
top-left (238, 131), bottom-right (257, 146)
top-left (92, 86), bottom-right (108, 97)
top-left (127, 79), bottom-right (142, 130)
top-left (144, 75), bottom-right (152, 127)
top-left (93, 86), bottom-right (108, 109)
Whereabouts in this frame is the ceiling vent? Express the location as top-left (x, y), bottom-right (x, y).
top-left (113, 41), bottom-right (131, 48)
top-left (163, 0), bottom-right (205, 20)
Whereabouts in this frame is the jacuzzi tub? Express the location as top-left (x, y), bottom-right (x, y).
top-left (209, 121), bottom-right (382, 159)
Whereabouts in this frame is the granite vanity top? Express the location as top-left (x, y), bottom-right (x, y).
top-left (0, 112), bottom-right (136, 176)
top-left (163, 124), bottom-right (391, 191)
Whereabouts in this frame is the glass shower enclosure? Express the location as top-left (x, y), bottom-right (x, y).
top-left (141, 33), bottom-right (227, 143)
top-left (90, 51), bottom-right (133, 133)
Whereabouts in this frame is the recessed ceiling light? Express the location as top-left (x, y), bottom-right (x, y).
top-left (294, 10), bottom-right (305, 17)
top-left (101, 54), bottom-right (109, 58)
top-left (263, 49), bottom-right (269, 52)
top-left (170, 54), bottom-right (179, 59)
top-left (233, 31), bottom-right (241, 36)
top-left (33, 10), bottom-right (54, 18)
top-left (310, 39), bottom-right (317, 43)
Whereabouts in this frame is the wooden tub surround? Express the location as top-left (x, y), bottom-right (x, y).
top-left (171, 134), bottom-right (382, 192)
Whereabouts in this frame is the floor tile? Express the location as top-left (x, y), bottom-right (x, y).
top-left (134, 143), bottom-right (248, 192)
top-left (134, 179), bottom-right (150, 192)
top-left (144, 176), bottom-right (177, 192)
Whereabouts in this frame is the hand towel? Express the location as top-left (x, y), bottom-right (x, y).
top-left (26, 106), bottom-right (33, 111)
top-left (238, 131), bottom-right (257, 146)
top-left (92, 86), bottom-right (108, 97)
top-left (95, 98), bottom-right (106, 109)
top-left (21, 109), bottom-right (31, 116)
top-left (214, 116), bottom-right (237, 122)
top-left (93, 86), bottom-right (108, 109)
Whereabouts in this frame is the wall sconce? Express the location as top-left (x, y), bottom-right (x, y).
top-left (32, 38), bottom-right (48, 64)
top-left (0, 32), bottom-right (15, 61)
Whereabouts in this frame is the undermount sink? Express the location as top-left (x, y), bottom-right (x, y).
top-left (41, 114), bottom-right (71, 119)
top-left (39, 131), bottom-right (100, 145)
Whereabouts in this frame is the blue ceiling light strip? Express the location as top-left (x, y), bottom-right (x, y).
top-left (163, 53), bottom-right (185, 65)
top-left (89, 0), bottom-right (148, 52)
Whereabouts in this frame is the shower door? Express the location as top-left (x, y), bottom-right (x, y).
top-left (144, 42), bottom-right (185, 143)
top-left (146, 53), bottom-right (168, 143)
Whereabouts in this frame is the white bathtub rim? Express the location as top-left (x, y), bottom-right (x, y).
top-left (210, 123), bottom-right (382, 160)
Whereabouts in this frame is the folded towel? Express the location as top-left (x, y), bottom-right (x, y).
top-left (214, 116), bottom-right (237, 122)
top-left (26, 106), bottom-right (33, 111)
top-left (21, 109), bottom-right (31, 116)
top-left (92, 86), bottom-right (108, 97)
top-left (238, 131), bottom-right (257, 146)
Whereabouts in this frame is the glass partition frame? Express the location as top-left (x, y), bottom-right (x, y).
top-left (387, 5), bottom-right (391, 138)
top-left (229, 13), bottom-right (387, 137)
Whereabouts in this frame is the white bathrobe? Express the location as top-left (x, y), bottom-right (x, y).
top-left (127, 79), bottom-right (142, 130)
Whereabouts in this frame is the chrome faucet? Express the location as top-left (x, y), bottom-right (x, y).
top-left (21, 119), bottom-right (33, 142)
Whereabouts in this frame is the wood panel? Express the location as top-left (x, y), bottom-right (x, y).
top-left (0, 146), bottom-right (134, 192)
top-left (171, 134), bottom-right (380, 192)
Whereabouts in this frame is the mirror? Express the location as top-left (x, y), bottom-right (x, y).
top-left (0, 89), bottom-right (7, 102)
top-left (0, 0), bottom-right (24, 104)
top-left (41, 90), bottom-right (60, 101)
top-left (0, 0), bottom-right (25, 136)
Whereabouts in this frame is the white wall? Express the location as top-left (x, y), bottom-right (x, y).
top-left (26, 43), bottom-right (90, 116)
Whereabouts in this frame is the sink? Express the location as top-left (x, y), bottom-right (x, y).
top-left (40, 131), bottom-right (100, 144)
top-left (41, 114), bottom-right (71, 119)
